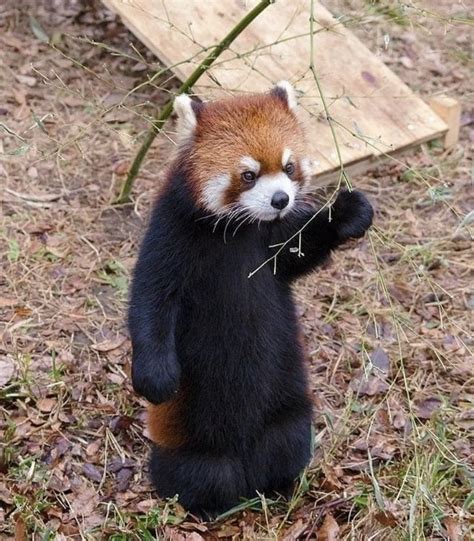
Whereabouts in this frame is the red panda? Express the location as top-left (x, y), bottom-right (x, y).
top-left (129, 82), bottom-right (373, 515)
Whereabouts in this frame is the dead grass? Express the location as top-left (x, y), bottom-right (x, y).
top-left (0, 1), bottom-right (472, 539)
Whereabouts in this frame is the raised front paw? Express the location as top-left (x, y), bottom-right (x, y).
top-left (332, 190), bottom-right (374, 242)
top-left (132, 351), bottom-right (180, 404)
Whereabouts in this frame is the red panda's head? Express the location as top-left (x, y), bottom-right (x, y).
top-left (173, 82), bottom-right (312, 222)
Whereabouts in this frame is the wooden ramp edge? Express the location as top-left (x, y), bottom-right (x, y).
top-left (102, 0), bottom-right (448, 182)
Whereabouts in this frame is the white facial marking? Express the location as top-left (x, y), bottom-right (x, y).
top-left (240, 156), bottom-right (260, 174)
top-left (275, 80), bottom-right (297, 110)
top-left (202, 173), bottom-right (231, 213)
top-left (282, 148), bottom-right (293, 167)
top-left (300, 157), bottom-right (312, 182)
top-left (239, 172), bottom-right (298, 221)
top-left (173, 94), bottom-right (197, 140)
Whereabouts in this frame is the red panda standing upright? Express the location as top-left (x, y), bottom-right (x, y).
top-left (129, 82), bottom-right (373, 515)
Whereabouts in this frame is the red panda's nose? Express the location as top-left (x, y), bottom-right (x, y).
top-left (271, 191), bottom-right (290, 210)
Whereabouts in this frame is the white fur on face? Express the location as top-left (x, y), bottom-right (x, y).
top-left (239, 172), bottom-right (298, 221)
top-left (174, 94), bottom-right (197, 140)
top-left (240, 156), bottom-right (260, 174)
top-left (300, 157), bottom-right (312, 182)
top-left (201, 173), bottom-right (231, 213)
top-left (282, 148), bottom-right (293, 167)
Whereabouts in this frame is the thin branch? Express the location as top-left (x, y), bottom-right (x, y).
top-left (114, 0), bottom-right (276, 204)
top-left (309, 0), bottom-right (350, 191)
top-left (247, 1), bottom-right (353, 278)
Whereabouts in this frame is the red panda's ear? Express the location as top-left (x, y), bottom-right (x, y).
top-left (270, 81), bottom-right (297, 111)
top-left (174, 94), bottom-right (203, 140)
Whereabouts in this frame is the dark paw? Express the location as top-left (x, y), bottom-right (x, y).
top-left (132, 352), bottom-right (180, 404)
top-left (332, 190), bottom-right (374, 241)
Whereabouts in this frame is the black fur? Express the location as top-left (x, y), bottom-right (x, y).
top-left (269, 85), bottom-right (291, 108)
top-left (129, 165), bottom-right (373, 515)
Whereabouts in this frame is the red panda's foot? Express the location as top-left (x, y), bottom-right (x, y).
top-left (247, 411), bottom-right (312, 497)
top-left (332, 190), bottom-right (374, 242)
top-left (149, 446), bottom-right (249, 517)
top-left (148, 411), bottom-right (312, 514)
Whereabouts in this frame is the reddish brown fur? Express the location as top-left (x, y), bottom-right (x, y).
top-left (183, 93), bottom-right (307, 206)
top-left (147, 393), bottom-right (186, 449)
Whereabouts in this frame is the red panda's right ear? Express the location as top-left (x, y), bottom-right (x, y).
top-left (174, 94), bottom-right (203, 140)
top-left (270, 81), bottom-right (297, 111)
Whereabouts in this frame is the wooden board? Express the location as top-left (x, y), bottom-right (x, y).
top-left (103, 0), bottom-right (448, 181)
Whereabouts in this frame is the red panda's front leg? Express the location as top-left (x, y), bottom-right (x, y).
top-left (273, 190), bottom-right (374, 282)
top-left (129, 228), bottom-right (183, 405)
top-left (129, 298), bottom-right (180, 405)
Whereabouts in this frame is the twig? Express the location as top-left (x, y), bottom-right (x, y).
top-left (114, 0), bottom-right (276, 204)
top-left (309, 0), bottom-right (350, 190)
top-left (246, 1), bottom-right (352, 279)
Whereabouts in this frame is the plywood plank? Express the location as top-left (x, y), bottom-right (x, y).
top-left (103, 0), bottom-right (447, 179)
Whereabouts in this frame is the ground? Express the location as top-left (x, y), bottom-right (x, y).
top-left (0, 0), bottom-right (472, 539)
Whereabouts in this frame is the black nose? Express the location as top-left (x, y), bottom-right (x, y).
top-left (271, 191), bottom-right (289, 210)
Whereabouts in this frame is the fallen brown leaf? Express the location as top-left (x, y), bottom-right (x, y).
top-left (415, 397), bottom-right (442, 419)
top-left (370, 347), bottom-right (390, 376)
top-left (186, 534), bottom-right (205, 541)
top-left (0, 482), bottom-right (13, 504)
top-left (444, 516), bottom-right (462, 540)
top-left (374, 509), bottom-right (398, 527)
top-left (455, 409), bottom-right (474, 430)
top-left (70, 485), bottom-right (100, 523)
top-left (15, 516), bottom-right (27, 541)
top-left (217, 524), bottom-right (242, 538)
top-left (317, 514), bottom-right (340, 541)
top-left (350, 348), bottom-right (391, 396)
top-left (113, 160), bottom-right (130, 175)
top-left (282, 518), bottom-right (307, 540)
top-left (321, 464), bottom-right (343, 491)
top-left (392, 409), bottom-right (407, 430)
top-left (86, 440), bottom-right (101, 457)
top-left (24, 221), bottom-right (53, 234)
top-left (15, 74), bottom-right (37, 87)
top-left (82, 463), bottom-right (103, 483)
top-left (163, 529), bottom-right (186, 541)
top-left (353, 435), bottom-right (397, 461)
top-left (116, 468), bottom-right (134, 491)
top-left (92, 334), bottom-right (127, 352)
top-left (136, 498), bottom-right (160, 513)
top-left (14, 306), bottom-right (32, 317)
top-left (36, 397), bottom-right (57, 413)
top-left (164, 529), bottom-right (205, 541)
top-left (350, 373), bottom-right (389, 396)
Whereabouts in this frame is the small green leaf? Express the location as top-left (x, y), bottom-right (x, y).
top-left (458, 210), bottom-right (474, 229)
top-left (4, 144), bottom-right (30, 156)
top-left (8, 240), bottom-right (20, 263)
top-left (31, 110), bottom-right (48, 135)
top-left (29, 15), bottom-right (49, 44)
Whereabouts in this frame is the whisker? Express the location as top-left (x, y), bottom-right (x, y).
top-left (223, 208), bottom-right (243, 243)
top-left (232, 212), bottom-right (253, 237)
top-left (212, 204), bottom-right (239, 232)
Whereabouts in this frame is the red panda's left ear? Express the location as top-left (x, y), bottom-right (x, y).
top-left (173, 94), bottom-right (203, 140)
top-left (270, 81), bottom-right (298, 111)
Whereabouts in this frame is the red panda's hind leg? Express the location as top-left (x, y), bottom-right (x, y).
top-left (149, 445), bottom-right (249, 516)
top-left (248, 410), bottom-right (312, 497)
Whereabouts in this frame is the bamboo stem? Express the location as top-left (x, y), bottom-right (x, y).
top-left (115, 0), bottom-right (276, 204)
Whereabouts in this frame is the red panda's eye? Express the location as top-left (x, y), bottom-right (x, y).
top-left (285, 162), bottom-right (296, 176)
top-left (241, 171), bottom-right (256, 183)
